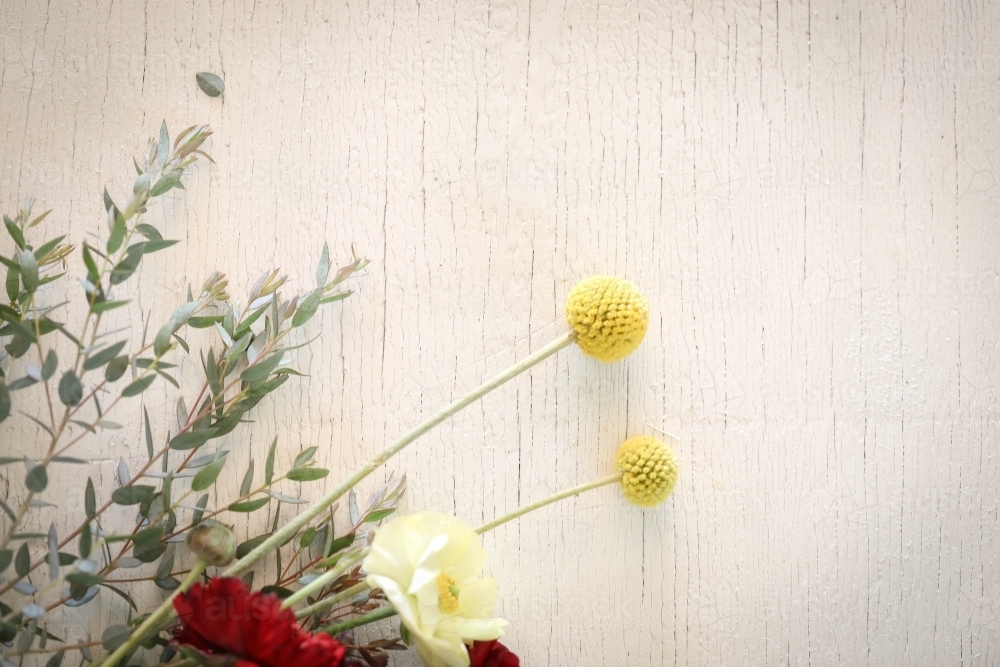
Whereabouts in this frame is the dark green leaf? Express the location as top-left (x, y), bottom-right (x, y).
top-left (44, 650), bottom-right (65, 667)
top-left (90, 299), bottom-right (129, 314)
top-left (291, 288), bottom-right (322, 327)
top-left (84, 341), bottom-right (126, 370)
top-left (133, 526), bottom-right (164, 547)
top-left (41, 349), bottom-right (57, 380)
top-left (26, 464), bottom-right (48, 491)
top-left (364, 508), bottom-right (396, 523)
top-left (58, 371), bottom-right (83, 406)
top-left (240, 460), bottom-right (255, 496)
top-left (327, 533), bottom-right (355, 557)
top-left (111, 485), bottom-right (155, 506)
top-left (264, 437), bottom-right (278, 484)
top-left (109, 250), bottom-right (141, 285)
top-left (187, 315), bottom-right (224, 329)
top-left (149, 174), bottom-right (181, 197)
top-left (79, 522), bottom-right (91, 558)
top-left (5, 263), bottom-right (17, 302)
top-left (127, 239), bottom-right (179, 255)
top-left (0, 383), bottom-right (10, 422)
top-left (4, 214), bottom-right (25, 248)
top-left (298, 527), bottom-right (317, 550)
top-left (85, 477), bottom-right (96, 518)
top-left (154, 576), bottom-right (180, 590)
top-left (169, 428), bottom-right (218, 451)
top-left (65, 572), bottom-right (104, 587)
top-left (185, 458), bottom-right (225, 496)
top-left (102, 625), bottom-right (131, 651)
top-left (133, 541), bottom-right (167, 563)
top-left (135, 223), bottom-right (162, 240)
top-left (15, 543), bottom-right (29, 576)
top-left (228, 497), bottom-right (269, 513)
top-left (104, 355), bottom-right (129, 382)
top-left (286, 467), bottom-right (329, 482)
top-left (235, 533), bottom-right (272, 559)
top-left (0, 549), bottom-right (10, 573)
top-left (121, 374), bottom-right (156, 397)
top-left (5, 334), bottom-right (33, 357)
top-left (240, 352), bottom-right (283, 383)
top-left (196, 71), bottom-right (225, 97)
top-left (293, 447), bottom-right (318, 469)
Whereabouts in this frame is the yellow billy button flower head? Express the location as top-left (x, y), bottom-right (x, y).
top-left (363, 512), bottom-right (507, 667)
top-left (565, 275), bottom-right (650, 362)
top-left (615, 435), bottom-right (679, 506)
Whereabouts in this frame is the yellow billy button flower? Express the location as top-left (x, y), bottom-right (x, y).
top-left (565, 275), bottom-right (650, 362)
top-left (615, 435), bottom-right (679, 506)
top-left (363, 512), bottom-right (507, 667)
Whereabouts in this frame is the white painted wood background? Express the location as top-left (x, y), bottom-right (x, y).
top-left (2, 0), bottom-right (999, 665)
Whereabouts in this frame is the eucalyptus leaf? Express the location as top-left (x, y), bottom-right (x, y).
top-left (83, 341), bottom-right (126, 370)
top-left (47, 524), bottom-right (59, 579)
top-left (286, 467), bottom-right (329, 482)
top-left (58, 371), bottom-right (83, 406)
top-left (101, 625), bottom-right (130, 651)
top-left (240, 352), bottom-right (282, 383)
top-left (316, 242), bottom-right (331, 287)
top-left (14, 543), bottom-right (29, 576)
top-left (264, 437), bottom-right (278, 484)
top-left (228, 497), bottom-right (269, 513)
top-left (121, 374), bottom-right (156, 397)
top-left (235, 533), bottom-right (272, 559)
top-left (293, 447), bottom-right (318, 469)
top-left (196, 71), bottom-right (225, 97)
top-left (239, 460), bottom-right (255, 496)
top-left (111, 485), bottom-right (154, 506)
top-left (154, 301), bottom-right (199, 357)
top-left (19, 249), bottom-right (39, 293)
top-left (133, 541), bottom-right (167, 563)
top-left (63, 586), bottom-right (99, 608)
top-left (104, 355), bottom-right (129, 382)
top-left (41, 350), bottom-right (57, 380)
top-left (85, 477), bottom-right (96, 519)
top-left (291, 288), bottom-right (322, 327)
top-left (192, 456), bottom-right (226, 491)
top-left (169, 428), bottom-right (218, 451)
top-left (26, 463), bottom-right (48, 492)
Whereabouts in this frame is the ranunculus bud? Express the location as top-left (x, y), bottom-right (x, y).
top-left (186, 521), bottom-right (237, 566)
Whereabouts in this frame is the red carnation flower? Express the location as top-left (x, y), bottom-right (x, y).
top-left (172, 577), bottom-right (345, 667)
top-left (468, 640), bottom-right (519, 667)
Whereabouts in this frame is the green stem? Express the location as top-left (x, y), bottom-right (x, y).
top-left (321, 606), bottom-right (398, 636)
top-left (475, 472), bottom-right (623, 534)
top-left (295, 581), bottom-right (370, 619)
top-left (280, 548), bottom-right (369, 610)
top-left (96, 559), bottom-right (208, 667)
top-left (223, 331), bottom-right (577, 578)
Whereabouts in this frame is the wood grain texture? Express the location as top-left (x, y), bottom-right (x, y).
top-left (1, 0), bottom-right (998, 665)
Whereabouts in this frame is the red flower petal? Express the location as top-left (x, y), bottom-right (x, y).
top-left (468, 640), bottom-right (520, 667)
top-left (173, 578), bottom-right (346, 667)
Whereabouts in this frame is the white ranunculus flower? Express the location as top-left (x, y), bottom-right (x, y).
top-left (362, 512), bottom-right (507, 667)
